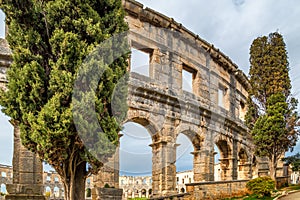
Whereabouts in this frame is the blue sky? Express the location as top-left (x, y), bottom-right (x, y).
top-left (1, 0), bottom-right (300, 175)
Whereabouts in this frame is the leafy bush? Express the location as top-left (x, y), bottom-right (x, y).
top-left (246, 176), bottom-right (275, 197)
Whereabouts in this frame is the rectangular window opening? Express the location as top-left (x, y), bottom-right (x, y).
top-left (239, 101), bottom-right (246, 121)
top-left (182, 65), bottom-right (195, 93)
top-left (130, 47), bottom-right (150, 77)
top-left (218, 85), bottom-right (227, 108)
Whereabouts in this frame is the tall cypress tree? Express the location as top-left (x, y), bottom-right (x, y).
top-left (0, 0), bottom-right (129, 199)
top-left (246, 32), bottom-right (299, 182)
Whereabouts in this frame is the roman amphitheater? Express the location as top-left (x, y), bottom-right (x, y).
top-left (0, 0), bottom-right (289, 199)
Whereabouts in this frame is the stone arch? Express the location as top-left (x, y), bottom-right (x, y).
top-left (216, 140), bottom-right (231, 159)
top-left (124, 113), bottom-right (162, 142)
top-left (126, 110), bottom-right (163, 135)
top-left (141, 188), bottom-right (147, 197)
top-left (175, 127), bottom-right (205, 183)
top-left (237, 147), bottom-right (251, 180)
top-left (120, 120), bottom-right (153, 176)
top-left (238, 148), bottom-right (248, 164)
top-left (45, 186), bottom-right (51, 197)
top-left (180, 130), bottom-right (203, 151)
top-left (175, 123), bottom-right (204, 151)
top-left (214, 136), bottom-right (233, 181)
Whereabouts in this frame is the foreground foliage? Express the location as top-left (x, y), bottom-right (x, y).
top-left (0, 0), bottom-right (129, 199)
top-left (246, 177), bottom-right (275, 197)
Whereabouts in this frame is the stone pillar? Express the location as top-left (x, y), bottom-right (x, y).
top-left (150, 139), bottom-right (176, 197)
top-left (232, 139), bottom-right (238, 180)
top-left (192, 150), bottom-right (214, 182)
top-left (92, 135), bottom-right (122, 200)
top-left (6, 123), bottom-right (45, 200)
top-left (238, 162), bottom-right (251, 180)
top-left (219, 158), bottom-right (237, 181)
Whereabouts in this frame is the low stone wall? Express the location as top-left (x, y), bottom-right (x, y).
top-left (95, 188), bottom-right (123, 200)
top-left (185, 180), bottom-right (249, 200)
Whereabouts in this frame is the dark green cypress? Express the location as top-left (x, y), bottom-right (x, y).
top-left (246, 32), bottom-right (299, 182)
top-left (0, 0), bottom-right (129, 199)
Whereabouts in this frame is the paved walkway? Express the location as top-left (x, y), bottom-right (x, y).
top-left (279, 191), bottom-right (300, 200)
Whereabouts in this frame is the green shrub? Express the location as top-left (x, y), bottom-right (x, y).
top-left (246, 176), bottom-right (275, 197)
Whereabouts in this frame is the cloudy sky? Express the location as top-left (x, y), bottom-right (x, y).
top-left (1, 0), bottom-right (300, 175)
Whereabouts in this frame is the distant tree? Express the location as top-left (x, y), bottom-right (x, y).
top-left (283, 153), bottom-right (300, 172)
top-left (86, 188), bottom-right (91, 198)
top-left (246, 32), bottom-right (300, 182)
top-left (45, 191), bottom-right (51, 198)
top-left (0, 0), bottom-right (129, 200)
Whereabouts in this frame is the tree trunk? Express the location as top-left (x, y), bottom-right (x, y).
top-left (62, 161), bottom-right (87, 200)
top-left (269, 157), bottom-right (278, 189)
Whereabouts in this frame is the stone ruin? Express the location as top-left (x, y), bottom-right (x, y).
top-left (0, 0), bottom-right (287, 199)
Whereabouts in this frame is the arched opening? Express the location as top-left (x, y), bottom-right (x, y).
top-left (141, 189), bottom-right (147, 197)
top-left (86, 188), bottom-right (91, 198)
top-left (120, 121), bottom-right (152, 176)
top-left (176, 133), bottom-right (194, 172)
top-left (45, 186), bottom-right (51, 198)
top-left (1, 183), bottom-right (6, 194)
top-left (53, 186), bottom-right (60, 198)
top-left (0, 107), bottom-right (13, 169)
top-left (180, 187), bottom-right (185, 193)
top-left (149, 189), bottom-right (152, 195)
top-left (251, 155), bottom-right (258, 178)
top-left (135, 189), bottom-right (139, 197)
top-left (214, 144), bottom-right (221, 181)
top-left (215, 140), bottom-right (232, 181)
top-left (238, 148), bottom-right (250, 180)
top-left (127, 189), bottom-right (132, 197)
top-left (176, 131), bottom-right (202, 193)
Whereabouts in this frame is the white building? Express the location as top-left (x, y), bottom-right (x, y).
top-left (176, 170), bottom-right (194, 193)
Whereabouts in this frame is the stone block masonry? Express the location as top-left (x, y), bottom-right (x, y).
top-left (186, 180), bottom-right (248, 200)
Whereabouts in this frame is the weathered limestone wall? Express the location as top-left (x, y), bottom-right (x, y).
top-left (0, 39), bottom-right (11, 90)
top-left (120, 0), bottom-right (253, 197)
top-left (186, 180), bottom-right (248, 200)
top-left (5, 125), bottom-right (46, 200)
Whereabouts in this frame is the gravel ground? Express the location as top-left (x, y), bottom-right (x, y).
top-left (278, 191), bottom-right (300, 200)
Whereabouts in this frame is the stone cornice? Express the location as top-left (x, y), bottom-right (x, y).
top-left (123, 0), bottom-right (251, 92)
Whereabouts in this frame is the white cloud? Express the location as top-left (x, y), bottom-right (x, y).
top-left (1, 0), bottom-right (300, 175)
